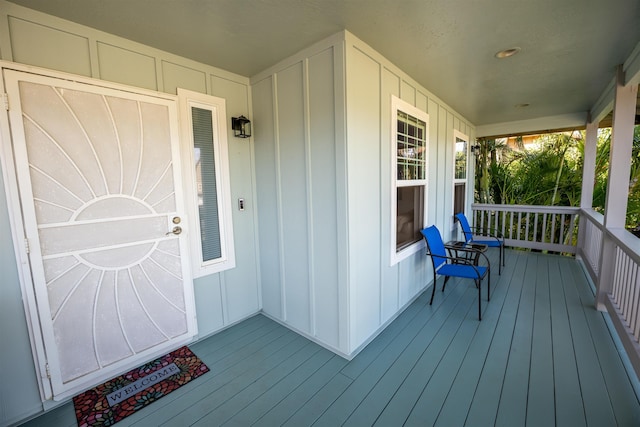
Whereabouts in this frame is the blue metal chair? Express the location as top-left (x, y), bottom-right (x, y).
top-left (455, 212), bottom-right (505, 274)
top-left (421, 225), bottom-right (490, 320)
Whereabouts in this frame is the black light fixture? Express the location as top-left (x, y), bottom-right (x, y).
top-left (471, 143), bottom-right (481, 155)
top-left (231, 115), bottom-right (251, 138)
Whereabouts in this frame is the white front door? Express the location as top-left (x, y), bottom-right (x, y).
top-left (3, 68), bottom-right (196, 400)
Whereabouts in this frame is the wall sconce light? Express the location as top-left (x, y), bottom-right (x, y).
top-left (471, 144), bottom-right (481, 155)
top-left (231, 115), bottom-right (251, 138)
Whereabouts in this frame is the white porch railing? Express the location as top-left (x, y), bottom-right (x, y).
top-left (473, 203), bottom-right (640, 380)
top-left (471, 203), bottom-right (580, 253)
top-left (609, 230), bottom-right (640, 339)
top-left (599, 227), bottom-right (640, 375)
top-left (577, 208), bottom-right (604, 284)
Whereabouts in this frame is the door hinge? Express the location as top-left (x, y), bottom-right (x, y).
top-left (3, 93), bottom-right (8, 111)
top-left (24, 238), bottom-right (30, 254)
top-left (45, 363), bottom-right (51, 379)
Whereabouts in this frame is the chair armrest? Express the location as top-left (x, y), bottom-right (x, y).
top-left (426, 250), bottom-right (491, 273)
top-left (469, 226), bottom-right (504, 240)
top-left (445, 243), bottom-right (485, 253)
top-left (447, 246), bottom-right (492, 268)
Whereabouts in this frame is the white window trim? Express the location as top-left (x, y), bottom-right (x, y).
top-left (178, 88), bottom-right (235, 277)
top-left (390, 95), bottom-right (429, 266)
top-left (452, 130), bottom-right (469, 231)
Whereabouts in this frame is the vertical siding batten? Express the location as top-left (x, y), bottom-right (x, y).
top-left (333, 39), bottom-right (350, 353)
top-left (382, 66), bottom-right (401, 322)
top-left (253, 76), bottom-right (282, 318)
top-left (308, 47), bottom-right (340, 347)
top-left (278, 62), bottom-right (311, 332)
top-left (437, 105), bottom-right (448, 233)
top-left (272, 71), bottom-right (288, 323)
top-left (302, 57), bottom-right (316, 337)
top-left (346, 45), bottom-right (382, 349)
top-left (378, 58), bottom-right (384, 327)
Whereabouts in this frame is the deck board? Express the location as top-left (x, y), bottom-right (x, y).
top-left (371, 287), bottom-right (476, 426)
top-left (568, 260), bottom-right (640, 426)
top-left (527, 254), bottom-right (556, 426)
top-left (243, 355), bottom-right (347, 426)
top-left (339, 279), bottom-right (477, 426)
top-left (548, 256), bottom-right (587, 426)
top-left (464, 250), bottom-right (528, 426)
top-left (191, 341), bottom-right (324, 425)
top-left (494, 252), bottom-right (537, 426)
top-left (434, 249), bottom-right (523, 427)
top-left (159, 334), bottom-right (309, 426)
top-left (20, 250), bottom-right (640, 427)
top-left (562, 255), bottom-right (619, 426)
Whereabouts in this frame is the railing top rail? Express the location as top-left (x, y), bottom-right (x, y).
top-left (581, 208), bottom-right (605, 228)
top-left (471, 203), bottom-right (580, 214)
top-left (607, 227), bottom-right (640, 266)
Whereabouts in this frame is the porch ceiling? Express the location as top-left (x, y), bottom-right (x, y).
top-left (7, 0), bottom-right (640, 127)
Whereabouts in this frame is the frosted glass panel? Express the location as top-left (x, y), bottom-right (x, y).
top-left (192, 107), bottom-right (222, 261)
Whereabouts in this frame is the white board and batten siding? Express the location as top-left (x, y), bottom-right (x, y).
top-left (251, 38), bottom-right (347, 353)
top-left (0, 1), bottom-right (260, 424)
top-left (251, 30), bottom-right (476, 357)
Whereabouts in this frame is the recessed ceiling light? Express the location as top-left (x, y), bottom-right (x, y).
top-left (495, 47), bottom-right (521, 59)
top-left (514, 103), bottom-right (530, 108)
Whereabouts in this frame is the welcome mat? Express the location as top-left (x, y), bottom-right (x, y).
top-left (72, 346), bottom-right (209, 427)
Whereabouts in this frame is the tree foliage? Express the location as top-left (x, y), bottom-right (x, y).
top-left (474, 126), bottom-right (640, 233)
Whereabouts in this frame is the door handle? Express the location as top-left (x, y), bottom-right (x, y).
top-left (166, 226), bottom-right (182, 235)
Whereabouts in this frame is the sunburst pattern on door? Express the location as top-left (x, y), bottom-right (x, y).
top-left (18, 81), bottom-right (188, 384)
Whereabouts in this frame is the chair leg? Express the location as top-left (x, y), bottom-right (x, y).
top-left (430, 273), bottom-right (437, 305)
top-left (442, 275), bottom-right (450, 292)
top-left (477, 279), bottom-right (482, 321)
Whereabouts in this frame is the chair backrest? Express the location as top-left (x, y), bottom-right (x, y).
top-left (455, 212), bottom-right (473, 243)
top-left (420, 225), bottom-right (447, 270)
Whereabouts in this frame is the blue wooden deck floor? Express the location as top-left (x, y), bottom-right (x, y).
top-left (22, 250), bottom-right (640, 426)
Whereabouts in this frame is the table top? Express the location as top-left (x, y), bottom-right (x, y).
top-left (445, 240), bottom-right (488, 252)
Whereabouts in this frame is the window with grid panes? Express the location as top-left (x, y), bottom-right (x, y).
top-left (453, 131), bottom-right (468, 217)
top-left (391, 96), bottom-right (428, 264)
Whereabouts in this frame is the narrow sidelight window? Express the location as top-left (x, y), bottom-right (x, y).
top-left (178, 89), bottom-right (235, 277)
top-left (192, 107), bottom-right (222, 261)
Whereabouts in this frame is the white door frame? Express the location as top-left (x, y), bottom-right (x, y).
top-left (0, 61), bottom-right (197, 401)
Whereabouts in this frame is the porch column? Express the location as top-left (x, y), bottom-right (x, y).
top-left (577, 120), bottom-right (598, 260)
top-left (580, 120), bottom-right (598, 210)
top-left (595, 66), bottom-right (638, 310)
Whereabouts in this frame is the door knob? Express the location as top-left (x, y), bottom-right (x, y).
top-left (166, 226), bottom-right (182, 235)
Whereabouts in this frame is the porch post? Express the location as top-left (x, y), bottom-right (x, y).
top-left (577, 120), bottom-right (598, 259)
top-left (580, 120), bottom-right (598, 210)
top-left (595, 66), bottom-right (638, 310)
